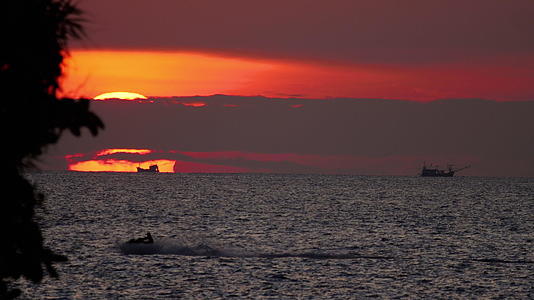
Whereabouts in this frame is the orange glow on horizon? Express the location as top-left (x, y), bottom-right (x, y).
top-left (94, 92), bottom-right (147, 100)
top-left (62, 50), bottom-right (274, 99)
top-left (66, 148), bottom-right (169, 172)
top-left (68, 159), bottom-right (175, 173)
top-left (60, 49), bottom-right (534, 101)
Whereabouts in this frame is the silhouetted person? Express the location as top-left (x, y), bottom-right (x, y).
top-left (128, 232), bottom-right (154, 244)
top-left (1, 1), bottom-right (103, 299)
top-left (145, 232), bottom-right (154, 243)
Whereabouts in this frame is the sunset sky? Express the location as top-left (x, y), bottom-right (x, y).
top-left (47, 0), bottom-right (534, 176)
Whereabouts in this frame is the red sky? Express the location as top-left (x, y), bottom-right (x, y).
top-left (49, 1), bottom-right (534, 175)
top-left (63, 0), bottom-right (534, 101)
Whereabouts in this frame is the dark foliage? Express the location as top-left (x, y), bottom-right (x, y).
top-left (0, 1), bottom-right (103, 298)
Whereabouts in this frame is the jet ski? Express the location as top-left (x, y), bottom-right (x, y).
top-left (127, 232), bottom-right (154, 244)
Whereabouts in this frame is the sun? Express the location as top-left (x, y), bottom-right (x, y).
top-left (93, 91), bottom-right (147, 100)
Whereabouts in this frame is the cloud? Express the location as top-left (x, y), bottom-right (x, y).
top-left (44, 96), bottom-right (534, 176)
top-left (77, 0), bottom-right (534, 65)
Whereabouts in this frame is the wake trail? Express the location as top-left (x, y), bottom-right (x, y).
top-left (117, 238), bottom-right (394, 260)
top-left (118, 240), bottom-right (533, 264)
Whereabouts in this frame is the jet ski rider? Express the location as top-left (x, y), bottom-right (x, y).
top-left (128, 232), bottom-right (154, 244)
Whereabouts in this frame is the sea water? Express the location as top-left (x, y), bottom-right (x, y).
top-left (19, 172), bottom-right (534, 299)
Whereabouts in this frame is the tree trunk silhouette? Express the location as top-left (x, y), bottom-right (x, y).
top-left (0, 1), bottom-right (103, 298)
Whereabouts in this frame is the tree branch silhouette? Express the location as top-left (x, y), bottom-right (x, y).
top-left (1, 1), bottom-right (103, 298)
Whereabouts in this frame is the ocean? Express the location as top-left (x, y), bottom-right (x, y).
top-left (20, 172), bottom-right (533, 299)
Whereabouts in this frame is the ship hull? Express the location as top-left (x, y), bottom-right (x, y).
top-left (420, 163), bottom-right (469, 177)
top-left (137, 165), bottom-right (159, 173)
top-left (420, 172), bottom-right (454, 177)
top-left (420, 166), bottom-right (455, 177)
top-left (136, 168), bottom-right (158, 173)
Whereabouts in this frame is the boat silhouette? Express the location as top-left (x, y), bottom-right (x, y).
top-left (420, 163), bottom-right (470, 177)
top-left (137, 164), bottom-right (159, 173)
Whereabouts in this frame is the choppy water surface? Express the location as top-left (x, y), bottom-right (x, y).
top-left (22, 172), bottom-right (533, 299)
